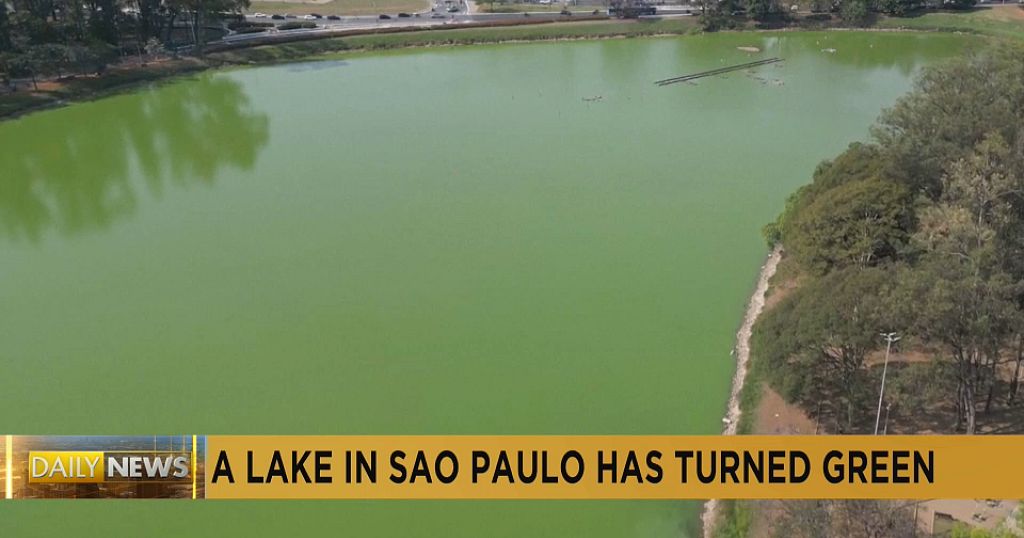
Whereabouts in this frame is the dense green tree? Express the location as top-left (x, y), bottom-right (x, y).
top-left (137, 0), bottom-right (167, 44)
top-left (13, 46), bottom-right (43, 88)
top-left (0, 2), bottom-right (11, 52)
top-left (88, 0), bottom-right (122, 43)
top-left (695, 0), bottom-right (740, 30)
top-left (886, 360), bottom-right (955, 421)
top-left (915, 268), bottom-right (1018, 434)
top-left (943, 134), bottom-right (1019, 229)
top-left (807, 0), bottom-right (830, 12)
top-left (764, 143), bottom-right (885, 246)
top-left (874, 48), bottom-right (1024, 199)
top-left (839, 0), bottom-right (869, 26)
top-left (783, 178), bottom-right (914, 274)
top-left (873, 0), bottom-right (915, 15)
top-left (176, 0), bottom-right (249, 53)
top-left (746, 0), bottom-right (775, 21)
top-left (753, 266), bottom-right (895, 430)
top-left (0, 0), bottom-right (247, 72)
top-left (808, 143), bottom-right (885, 194)
top-left (0, 51), bottom-right (19, 88)
top-left (33, 43), bottom-right (69, 79)
top-left (903, 132), bottom-right (1024, 430)
top-left (68, 39), bottom-right (117, 74)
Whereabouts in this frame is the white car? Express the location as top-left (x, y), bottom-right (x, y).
top-left (252, 12), bottom-right (267, 17)
top-left (302, 14), bottom-right (317, 19)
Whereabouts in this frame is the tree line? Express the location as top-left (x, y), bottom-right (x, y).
top-left (0, 0), bottom-right (249, 88)
top-left (697, 0), bottom-right (975, 30)
top-left (753, 46), bottom-right (1024, 435)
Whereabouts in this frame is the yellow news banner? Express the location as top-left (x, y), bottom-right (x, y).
top-left (205, 435), bottom-right (1024, 499)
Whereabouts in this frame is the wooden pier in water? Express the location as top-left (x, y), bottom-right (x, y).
top-left (655, 58), bottom-right (784, 87)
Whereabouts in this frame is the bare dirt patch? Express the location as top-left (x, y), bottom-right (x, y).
top-left (986, 4), bottom-right (1024, 21)
top-left (751, 385), bottom-right (817, 434)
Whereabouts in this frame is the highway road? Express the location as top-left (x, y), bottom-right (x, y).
top-left (220, 3), bottom-right (700, 45)
top-left (209, 0), bottom-right (704, 46)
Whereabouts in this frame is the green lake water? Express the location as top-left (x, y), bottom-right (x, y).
top-left (0, 31), bottom-right (969, 537)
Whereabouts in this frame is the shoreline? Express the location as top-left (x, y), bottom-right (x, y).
top-left (700, 246), bottom-right (782, 538)
top-left (0, 20), bottom-right (1001, 122)
top-left (0, 20), bottom-right (683, 121)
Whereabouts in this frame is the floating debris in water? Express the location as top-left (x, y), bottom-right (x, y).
top-left (737, 46), bottom-right (761, 52)
top-left (822, 48), bottom-right (837, 53)
top-left (746, 72), bottom-right (785, 87)
top-left (582, 95), bottom-right (603, 102)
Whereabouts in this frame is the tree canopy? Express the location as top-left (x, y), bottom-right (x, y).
top-left (755, 46), bottom-right (1024, 434)
top-left (0, 0), bottom-right (250, 85)
top-left (784, 178), bottom-right (913, 274)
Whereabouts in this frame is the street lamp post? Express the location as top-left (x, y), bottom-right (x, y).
top-left (874, 332), bottom-right (901, 435)
top-left (883, 402), bottom-right (891, 435)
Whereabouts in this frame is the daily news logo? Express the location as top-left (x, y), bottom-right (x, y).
top-left (28, 451), bottom-right (191, 484)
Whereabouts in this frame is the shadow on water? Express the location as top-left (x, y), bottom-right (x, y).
top-left (284, 60), bottom-right (351, 72)
top-left (0, 75), bottom-right (270, 243)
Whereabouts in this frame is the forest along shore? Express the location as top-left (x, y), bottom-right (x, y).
top-left (700, 247), bottom-right (782, 538)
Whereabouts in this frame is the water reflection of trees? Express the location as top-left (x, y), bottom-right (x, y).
top-left (0, 75), bottom-right (270, 243)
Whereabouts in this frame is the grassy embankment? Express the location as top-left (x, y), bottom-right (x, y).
top-left (247, 0), bottom-right (429, 16)
top-left (877, 5), bottom-right (1024, 40)
top-left (477, 3), bottom-right (593, 13)
top-left (208, 18), bottom-right (697, 62)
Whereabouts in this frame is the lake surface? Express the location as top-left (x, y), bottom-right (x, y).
top-left (0, 31), bottom-right (968, 537)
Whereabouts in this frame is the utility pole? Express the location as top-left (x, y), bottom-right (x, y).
top-left (874, 332), bottom-right (901, 435)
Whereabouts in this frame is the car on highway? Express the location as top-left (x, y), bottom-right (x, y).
top-left (285, 13), bottom-right (297, 18)
top-left (301, 14), bottom-right (316, 19)
top-left (379, 13), bottom-right (391, 18)
top-left (430, 12), bottom-right (445, 17)
top-left (271, 13), bottom-right (285, 19)
top-left (327, 14), bottom-right (341, 19)
top-left (446, 6), bottom-right (458, 12)
top-left (397, 12), bottom-right (411, 17)
top-left (252, 12), bottom-right (267, 17)
top-left (310, 13), bottom-right (322, 17)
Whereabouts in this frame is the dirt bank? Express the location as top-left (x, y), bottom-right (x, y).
top-left (700, 247), bottom-right (782, 538)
